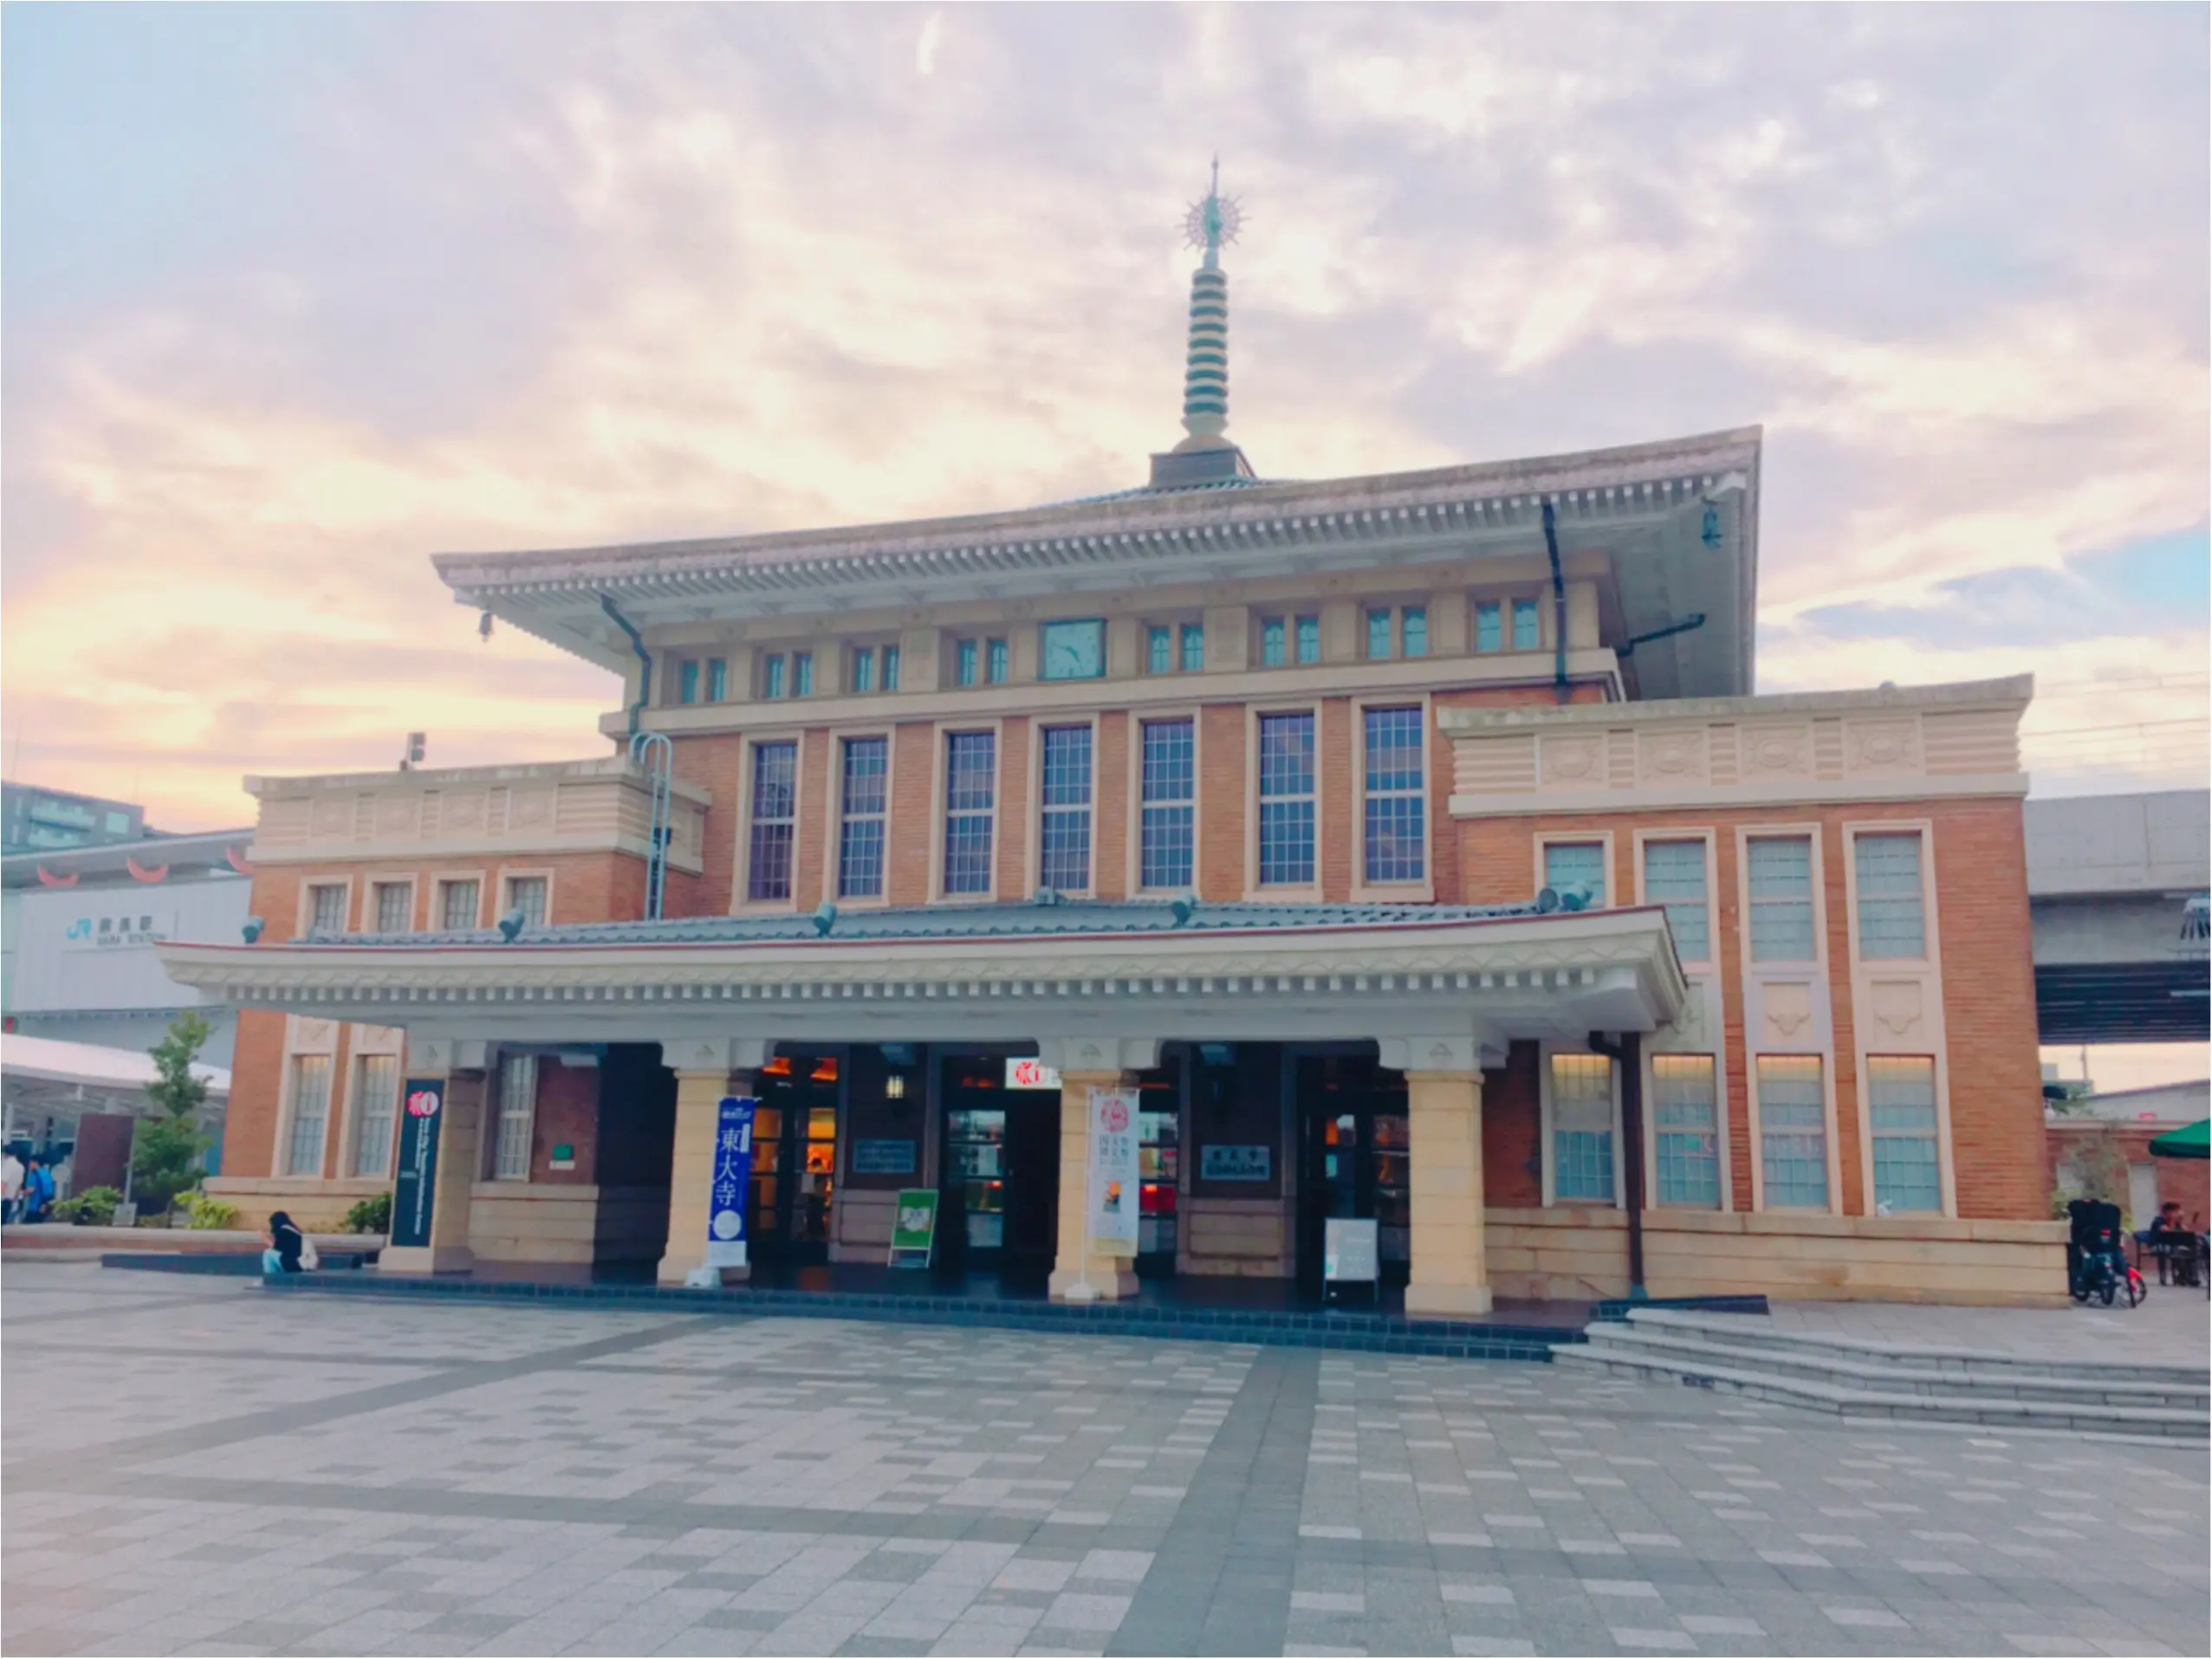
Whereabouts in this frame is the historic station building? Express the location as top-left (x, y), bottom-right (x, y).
top-left (163, 182), bottom-right (2057, 1309)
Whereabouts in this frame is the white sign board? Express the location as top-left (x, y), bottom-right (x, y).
top-left (60, 908), bottom-right (176, 954)
top-left (1085, 1087), bottom-right (1141, 1257)
top-left (1005, 1058), bottom-right (1062, 1091)
top-left (1323, 1217), bottom-right (1379, 1283)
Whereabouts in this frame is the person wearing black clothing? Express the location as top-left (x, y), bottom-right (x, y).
top-left (261, 1210), bottom-right (305, 1275)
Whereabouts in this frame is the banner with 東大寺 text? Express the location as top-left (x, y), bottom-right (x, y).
top-left (706, 1097), bottom-right (757, 1268)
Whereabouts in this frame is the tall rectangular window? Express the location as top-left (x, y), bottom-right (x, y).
top-left (492, 1054), bottom-right (537, 1182)
top-left (439, 878), bottom-right (480, 931)
top-left (1544, 841), bottom-right (1606, 906)
top-left (851, 647), bottom-right (875, 693)
top-left (1038, 726), bottom-right (1093, 892)
top-left (706, 658), bottom-right (727, 702)
top-left (1146, 626), bottom-right (1171, 675)
top-left (882, 645), bottom-right (901, 690)
top-left (286, 1054), bottom-right (333, 1176)
top-left (1401, 606), bottom-right (1427, 658)
top-left (1362, 707), bottom-right (1424, 884)
top-left (763, 654), bottom-right (787, 699)
top-left (986, 638), bottom-right (1009, 684)
top-left (1756, 1055), bottom-right (1829, 1209)
top-left (1475, 600), bottom-right (1502, 652)
top-left (1179, 623), bottom-right (1204, 673)
top-left (678, 659), bottom-right (700, 705)
top-left (1868, 1056), bottom-right (1941, 1212)
top-left (1512, 599), bottom-right (1541, 651)
top-left (1551, 1053), bottom-right (1615, 1202)
top-left (308, 883), bottom-right (347, 934)
top-left (1261, 617), bottom-right (1287, 667)
top-left (1651, 1054), bottom-right (1720, 1209)
top-left (957, 638), bottom-right (979, 687)
top-left (838, 737), bottom-right (887, 899)
top-left (1748, 836), bottom-right (1816, 961)
top-left (1295, 615), bottom-right (1320, 664)
top-left (352, 1053), bottom-right (399, 1178)
top-left (1643, 840), bottom-right (1709, 962)
top-left (747, 741), bottom-right (797, 902)
top-left (1366, 608), bottom-right (1393, 660)
top-left (1854, 833), bottom-right (1926, 959)
top-left (1139, 719), bottom-right (1195, 890)
top-left (505, 876), bottom-right (548, 930)
top-left (373, 881), bottom-right (412, 934)
top-left (792, 651), bottom-right (814, 697)
top-left (943, 731), bottom-right (996, 895)
top-left (1256, 712), bottom-right (1316, 886)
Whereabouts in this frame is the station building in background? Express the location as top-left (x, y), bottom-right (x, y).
top-left (160, 193), bottom-right (2057, 1309)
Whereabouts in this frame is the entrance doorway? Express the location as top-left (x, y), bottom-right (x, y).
top-left (1294, 1053), bottom-right (1411, 1297)
top-left (938, 1055), bottom-right (1061, 1283)
top-left (750, 1053), bottom-right (840, 1266)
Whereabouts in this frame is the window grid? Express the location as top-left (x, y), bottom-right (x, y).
top-left (986, 639), bottom-right (1009, 684)
top-left (492, 1054), bottom-right (537, 1181)
top-left (1868, 1055), bottom-right (1942, 1212)
top-left (286, 1054), bottom-right (333, 1176)
top-left (678, 660), bottom-right (700, 704)
top-left (707, 658), bottom-right (727, 702)
top-left (1475, 600), bottom-right (1502, 653)
top-left (373, 881), bottom-right (412, 935)
top-left (1261, 618), bottom-right (1286, 667)
top-left (943, 731), bottom-right (996, 895)
top-left (1147, 626), bottom-right (1171, 675)
top-left (1366, 609), bottom-right (1393, 661)
top-left (1551, 1053), bottom-right (1615, 1202)
top-left (1544, 841), bottom-right (1606, 906)
top-left (353, 1053), bottom-right (399, 1178)
top-left (439, 879), bottom-right (480, 931)
top-left (793, 651), bottom-right (814, 697)
top-left (308, 884), bottom-right (347, 935)
top-left (1295, 615), bottom-right (1320, 664)
top-left (1855, 833), bottom-right (1926, 960)
top-left (1651, 1054), bottom-right (1720, 1208)
top-left (747, 742), bottom-right (798, 902)
top-left (1757, 1055), bottom-right (1829, 1209)
top-left (1643, 840), bottom-right (1709, 962)
top-left (1362, 707), bottom-right (1425, 884)
top-left (1139, 720), bottom-right (1196, 891)
top-left (851, 647), bottom-right (875, 693)
top-left (763, 654), bottom-right (787, 699)
top-left (1180, 624), bottom-right (1204, 673)
top-left (1256, 712), bottom-right (1316, 887)
top-left (882, 645), bottom-right (901, 690)
top-left (1512, 599), bottom-right (1541, 651)
top-left (957, 639), bottom-right (979, 687)
top-left (1748, 836), bottom-right (1816, 961)
top-left (1402, 606), bottom-right (1427, 658)
top-left (838, 737), bottom-right (888, 899)
top-left (505, 877), bottom-right (548, 930)
top-left (1038, 726), bottom-right (1093, 893)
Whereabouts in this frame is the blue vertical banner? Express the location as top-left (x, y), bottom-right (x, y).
top-left (705, 1096), bottom-right (758, 1269)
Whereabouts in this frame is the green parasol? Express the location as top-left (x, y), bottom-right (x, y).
top-left (2147, 1118), bottom-right (2210, 1160)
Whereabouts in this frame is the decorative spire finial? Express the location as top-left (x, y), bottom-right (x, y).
top-left (1183, 153), bottom-right (1243, 273)
top-left (1177, 159), bottom-right (1242, 448)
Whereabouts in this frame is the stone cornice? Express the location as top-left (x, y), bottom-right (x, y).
top-left (1437, 673), bottom-right (2031, 734)
top-left (244, 755), bottom-right (710, 807)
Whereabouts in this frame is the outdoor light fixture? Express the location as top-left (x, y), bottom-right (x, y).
top-left (497, 908), bottom-right (527, 943)
top-left (242, 916), bottom-right (264, 943)
top-left (812, 901), bottom-right (838, 936)
top-left (884, 1074), bottom-right (907, 1100)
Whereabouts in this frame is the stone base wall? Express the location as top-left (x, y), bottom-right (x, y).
top-left (1486, 1206), bottom-right (2070, 1307)
top-left (467, 1183), bottom-right (671, 1264)
top-left (1179, 1197), bottom-right (1291, 1278)
top-left (203, 1176), bottom-right (388, 1235)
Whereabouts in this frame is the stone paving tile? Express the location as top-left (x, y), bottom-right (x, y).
top-left (2, 1262), bottom-right (2205, 1657)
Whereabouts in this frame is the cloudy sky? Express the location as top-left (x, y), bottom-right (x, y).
top-left (5, 3), bottom-right (2207, 832)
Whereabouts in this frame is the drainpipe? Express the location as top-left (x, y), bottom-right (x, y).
top-left (1541, 499), bottom-right (1569, 704)
top-left (1586, 1031), bottom-right (1647, 1302)
top-left (600, 594), bottom-right (652, 737)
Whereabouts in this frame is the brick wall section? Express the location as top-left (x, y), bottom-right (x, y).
top-left (888, 723), bottom-right (936, 905)
top-left (1483, 1040), bottom-right (1544, 1208)
top-left (227, 1009), bottom-right (289, 1179)
top-left (1450, 796), bottom-right (2045, 1221)
top-left (996, 716), bottom-right (1031, 898)
top-left (1095, 712), bottom-right (1130, 900)
top-left (528, 1061), bottom-right (600, 1184)
top-left (1319, 698), bottom-right (1352, 902)
top-left (793, 727), bottom-right (832, 911)
top-left (670, 733), bottom-right (744, 914)
top-left (1198, 703), bottom-right (1247, 900)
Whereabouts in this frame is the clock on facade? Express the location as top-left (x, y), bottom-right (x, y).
top-left (1040, 619), bottom-right (1106, 681)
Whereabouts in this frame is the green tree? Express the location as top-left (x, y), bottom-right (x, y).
top-left (133, 1012), bottom-right (214, 1217)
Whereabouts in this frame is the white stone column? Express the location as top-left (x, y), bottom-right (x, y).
top-left (1385, 1036), bottom-right (1493, 1319)
top-left (378, 1038), bottom-right (492, 1275)
top-left (657, 1038), bottom-right (769, 1286)
top-left (1042, 1037), bottom-right (1158, 1303)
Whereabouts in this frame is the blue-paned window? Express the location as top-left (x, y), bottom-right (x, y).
top-left (1643, 839), bottom-right (1709, 962)
top-left (1476, 601), bottom-right (1502, 652)
top-left (762, 654), bottom-right (786, 699)
top-left (1180, 623), bottom-right (1204, 673)
top-left (1757, 1055), bottom-right (1829, 1209)
top-left (706, 658), bottom-right (728, 702)
top-left (1652, 1054), bottom-right (1721, 1209)
top-left (1854, 833), bottom-right (1926, 960)
top-left (1256, 711), bottom-right (1315, 886)
top-left (838, 737), bottom-right (888, 899)
top-left (1038, 726), bottom-right (1093, 892)
top-left (1401, 606), bottom-right (1427, 658)
top-left (1366, 608), bottom-right (1393, 660)
top-left (851, 648), bottom-right (874, 694)
top-left (747, 741), bottom-right (797, 902)
top-left (678, 660), bottom-right (700, 705)
top-left (1139, 719), bottom-right (1195, 890)
top-left (986, 638), bottom-right (1009, 684)
top-left (1295, 615), bottom-right (1320, 664)
top-left (1748, 836), bottom-right (1815, 961)
top-left (1551, 1053), bottom-right (1615, 1203)
top-left (1362, 706), bottom-right (1424, 884)
top-left (943, 731), bottom-right (996, 895)
top-left (882, 645), bottom-right (900, 690)
top-left (793, 651), bottom-right (814, 697)
top-left (1147, 626), bottom-right (1171, 675)
top-left (1512, 599), bottom-right (1541, 651)
top-left (1544, 840), bottom-right (1605, 907)
top-left (1261, 617), bottom-right (1286, 667)
top-left (956, 638), bottom-right (978, 687)
top-left (1868, 1056), bottom-right (1941, 1212)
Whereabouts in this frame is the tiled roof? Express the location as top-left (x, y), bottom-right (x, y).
top-left (309, 897), bottom-right (1549, 949)
top-left (1044, 476), bottom-right (1288, 509)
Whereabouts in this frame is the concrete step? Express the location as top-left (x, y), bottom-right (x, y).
top-left (1578, 1323), bottom-right (2208, 1412)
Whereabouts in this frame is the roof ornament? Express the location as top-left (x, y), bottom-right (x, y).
top-left (1177, 157), bottom-right (1240, 450)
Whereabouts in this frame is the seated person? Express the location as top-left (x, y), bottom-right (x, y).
top-left (2145, 1202), bottom-right (2193, 1285)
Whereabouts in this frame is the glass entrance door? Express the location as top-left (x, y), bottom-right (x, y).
top-left (750, 1053), bottom-right (839, 1265)
top-left (939, 1055), bottom-right (1060, 1282)
top-left (1295, 1054), bottom-right (1412, 1296)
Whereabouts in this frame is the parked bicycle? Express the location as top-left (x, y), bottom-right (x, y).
top-left (2067, 1198), bottom-right (2146, 1308)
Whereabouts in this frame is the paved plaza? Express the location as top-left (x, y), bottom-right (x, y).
top-left (3, 1264), bottom-right (2205, 1658)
